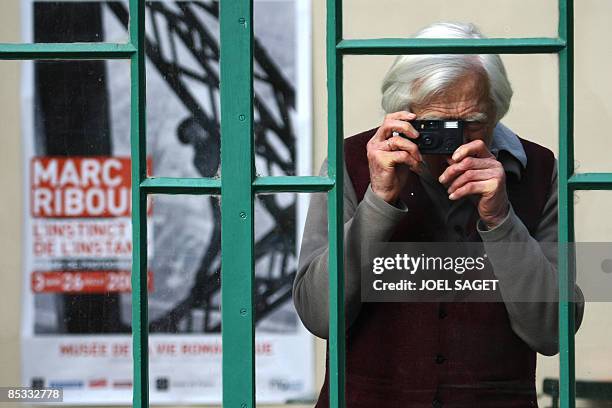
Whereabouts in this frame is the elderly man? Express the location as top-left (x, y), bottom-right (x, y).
top-left (293, 22), bottom-right (585, 407)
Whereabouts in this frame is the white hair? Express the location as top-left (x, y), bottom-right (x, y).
top-left (381, 22), bottom-right (513, 123)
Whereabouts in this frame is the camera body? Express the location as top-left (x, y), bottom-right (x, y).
top-left (399, 120), bottom-right (464, 155)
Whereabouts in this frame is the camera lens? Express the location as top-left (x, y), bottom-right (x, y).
top-left (424, 121), bottom-right (438, 130)
top-left (422, 135), bottom-right (433, 146)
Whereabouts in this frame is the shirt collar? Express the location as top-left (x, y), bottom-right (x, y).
top-left (489, 122), bottom-right (527, 180)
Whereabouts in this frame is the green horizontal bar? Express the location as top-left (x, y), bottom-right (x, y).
top-left (140, 177), bottom-right (221, 194)
top-left (253, 176), bottom-right (335, 192)
top-left (337, 37), bottom-right (566, 55)
top-left (0, 42), bottom-right (136, 60)
top-left (141, 176), bottom-right (334, 195)
top-left (568, 173), bottom-right (612, 190)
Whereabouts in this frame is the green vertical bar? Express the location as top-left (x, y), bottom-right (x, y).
top-left (220, 0), bottom-right (255, 407)
top-left (327, 0), bottom-right (345, 407)
top-left (558, 0), bottom-right (576, 406)
top-left (129, 0), bottom-right (149, 407)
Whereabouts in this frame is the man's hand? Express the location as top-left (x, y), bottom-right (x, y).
top-left (367, 111), bottom-right (424, 204)
top-left (438, 139), bottom-right (510, 229)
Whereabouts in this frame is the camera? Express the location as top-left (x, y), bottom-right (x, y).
top-left (398, 120), bottom-right (464, 155)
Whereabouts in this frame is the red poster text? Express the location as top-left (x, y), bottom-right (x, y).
top-left (31, 157), bottom-right (132, 218)
top-left (31, 270), bottom-right (154, 294)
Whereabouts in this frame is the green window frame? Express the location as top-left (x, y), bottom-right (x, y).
top-left (2, 0), bottom-right (612, 407)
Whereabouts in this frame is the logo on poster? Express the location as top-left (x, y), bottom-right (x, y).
top-left (88, 379), bottom-right (108, 388)
top-left (156, 377), bottom-right (170, 391)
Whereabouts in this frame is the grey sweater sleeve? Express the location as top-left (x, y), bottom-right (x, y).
top-left (293, 158), bottom-right (408, 339)
top-left (477, 159), bottom-right (585, 356)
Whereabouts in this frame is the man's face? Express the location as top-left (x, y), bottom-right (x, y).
top-left (410, 70), bottom-right (496, 173)
top-left (412, 70), bottom-right (496, 145)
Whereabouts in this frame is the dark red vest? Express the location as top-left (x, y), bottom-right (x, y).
top-left (315, 127), bottom-right (555, 408)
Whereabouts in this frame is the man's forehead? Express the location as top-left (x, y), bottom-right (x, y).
top-left (418, 110), bottom-right (488, 121)
top-left (413, 70), bottom-right (492, 118)
top-left (414, 99), bottom-right (490, 121)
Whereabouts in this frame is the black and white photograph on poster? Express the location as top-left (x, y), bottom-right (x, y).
top-left (20, 0), bottom-right (314, 404)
